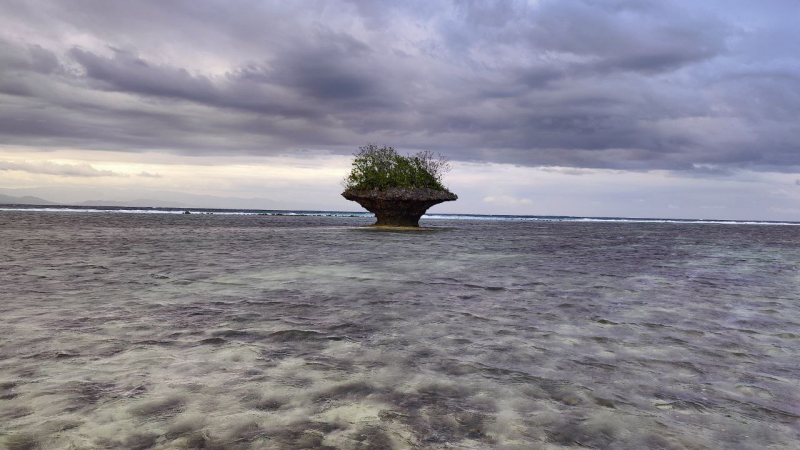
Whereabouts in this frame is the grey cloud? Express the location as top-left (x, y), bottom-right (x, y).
top-left (0, 39), bottom-right (59, 75)
top-left (0, 38), bottom-right (60, 96)
top-left (0, 0), bottom-right (798, 172)
top-left (522, 1), bottom-right (728, 73)
top-left (68, 48), bottom-right (319, 120)
top-left (70, 48), bottom-right (215, 101)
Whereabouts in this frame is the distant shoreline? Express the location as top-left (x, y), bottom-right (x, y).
top-left (1, 204), bottom-right (798, 226)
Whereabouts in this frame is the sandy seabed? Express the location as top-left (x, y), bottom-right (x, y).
top-left (1, 211), bottom-right (799, 449)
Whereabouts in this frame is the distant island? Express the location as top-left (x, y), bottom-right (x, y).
top-left (0, 194), bottom-right (55, 206)
top-left (341, 144), bottom-right (457, 227)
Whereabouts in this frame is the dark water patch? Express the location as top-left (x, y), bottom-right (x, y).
top-left (230, 312), bottom-right (263, 322)
top-left (40, 419), bottom-right (83, 434)
top-left (476, 364), bottom-right (560, 386)
top-left (594, 396), bottom-right (617, 409)
top-left (735, 385), bottom-right (776, 401)
top-left (414, 405), bottom-right (493, 445)
top-left (378, 409), bottom-right (411, 421)
top-left (314, 381), bottom-right (377, 403)
top-left (655, 399), bottom-right (711, 413)
top-left (641, 322), bottom-right (671, 330)
top-left (464, 283), bottom-right (506, 291)
top-left (261, 420), bottom-right (342, 449)
top-left (124, 432), bottom-right (159, 450)
top-left (411, 347), bottom-right (438, 360)
top-left (352, 425), bottom-right (393, 450)
top-left (129, 396), bottom-right (186, 419)
top-left (259, 348), bottom-right (295, 365)
top-left (241, 369), bottom-right (264, 378)
top-left (175, 432), bottom-right (228, 450)
top-left (545, 416), bottom-right (618, 448)
top-left (594, 318), bottom-right (619, 325)
top-left (378, 391), bottom-right (428, 411)
top-left (416, 382), bottom-right (470, 403)
top-left (63, 381), bottom-right (121, 409)
top-left (326, 321), bottom-right (374, 336)
top-left (634, 359), bottom-right (705, 376)
top-left (55, 350), bottom-right (82, 359)
top-left (459, 312), bottom-right (492, 322)
top-left (435, 359), bottom-right (483, 377)
top-left (19, 349), bottom-right (80, 361)
top-left (238, 390), bottom-right (287, 411)
top-left (572, 358), bottom-right (618, 372)
top-left (211, 329), bottom-right (267, 342)
top-left (727, 398), bottom-right (800, 422)
top-left (550, 389), bottom-right (587, 407)
top-left (199, 337), bottom-right (227, 345)
top-left (304, 356), bottom-right (354, 373)
top-left (662, 336), bottom-right (692, 347)
top-left (254, 397), bottom-right (286, 411)
top-left (366, 299), bottom-right (395, 305)
top-left (223, 422), bottom-right (267, 445)
top-left (731, 351), bottom-right (761, 360)
top-left (2, 405), bottom-right (33, 419)
top-left (3, 433), bottom-right (40, 450)
top-left (165, 419), bottom-right (204, 441)
top-left (13, 366), bottom-right (39, 379)
top-left (735, 328), bottom-right (760, 335)
top-left (776, 332), bottom-right (800, 339)
top-left (378, 387), bottom-right (494, 445)
top-left (134, 339), bottom-right (175, 347)
top-left (277, 376), bottom-right (313, 389)
top-left (267, 329), bottom-right (326, 342)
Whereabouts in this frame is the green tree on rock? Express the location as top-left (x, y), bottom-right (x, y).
top-left (342, 144), bottom-right (452, 192)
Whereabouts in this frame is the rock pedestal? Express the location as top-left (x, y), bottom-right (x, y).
top-left (342, 187), bottom-right (458, 227)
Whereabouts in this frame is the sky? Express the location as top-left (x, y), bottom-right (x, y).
top-left (1, 0), bottom-right (799, 219)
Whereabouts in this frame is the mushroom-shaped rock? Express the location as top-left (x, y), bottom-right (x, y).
top-left (343, 187), bottom-right (457, 227)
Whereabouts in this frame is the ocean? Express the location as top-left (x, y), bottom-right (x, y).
top-left (1, 208), bottom-right (799, 449)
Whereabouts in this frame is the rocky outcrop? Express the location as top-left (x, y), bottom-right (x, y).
top-left (342, 187), bottom-right (457, 227)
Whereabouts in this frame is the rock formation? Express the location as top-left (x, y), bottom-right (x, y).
top-left (342, 187), bottom-right (457, 227)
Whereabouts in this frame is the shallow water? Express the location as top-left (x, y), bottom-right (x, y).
top-left (1, 211), bottom-right (799, 449)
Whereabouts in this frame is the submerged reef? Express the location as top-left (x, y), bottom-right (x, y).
top-left (342, 187), bottom-right (457, 227)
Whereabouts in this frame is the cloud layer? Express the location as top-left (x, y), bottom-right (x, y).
top-left (1, 0), bottom-right (798, 171)
top-left (0, 160), bottom-right (121, 177)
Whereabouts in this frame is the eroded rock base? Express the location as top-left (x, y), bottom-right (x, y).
top-left (342, 188), bottom-right (458, 228)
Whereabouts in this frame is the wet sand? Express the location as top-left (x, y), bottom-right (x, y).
top-left (1, 211), bottom-right (799, 449)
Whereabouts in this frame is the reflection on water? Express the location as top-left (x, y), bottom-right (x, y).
top-left (1, 211), bottom-right (799, 449)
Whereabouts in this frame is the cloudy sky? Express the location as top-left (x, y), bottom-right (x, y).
top-left (1, 0), bottom-right (799, 219)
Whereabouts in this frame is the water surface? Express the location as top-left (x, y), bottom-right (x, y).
top-left (1, 211), bottom-right (799, 449)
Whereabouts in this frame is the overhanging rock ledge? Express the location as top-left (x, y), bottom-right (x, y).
top-left (342, 187), bottom-right (458, 227)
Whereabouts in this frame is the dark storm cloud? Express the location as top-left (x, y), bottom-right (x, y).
top-left (0, 0), bottom-right (798, 171)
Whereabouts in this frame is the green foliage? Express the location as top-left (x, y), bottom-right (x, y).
top-left (342, 144), bottom-right (451, 191)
